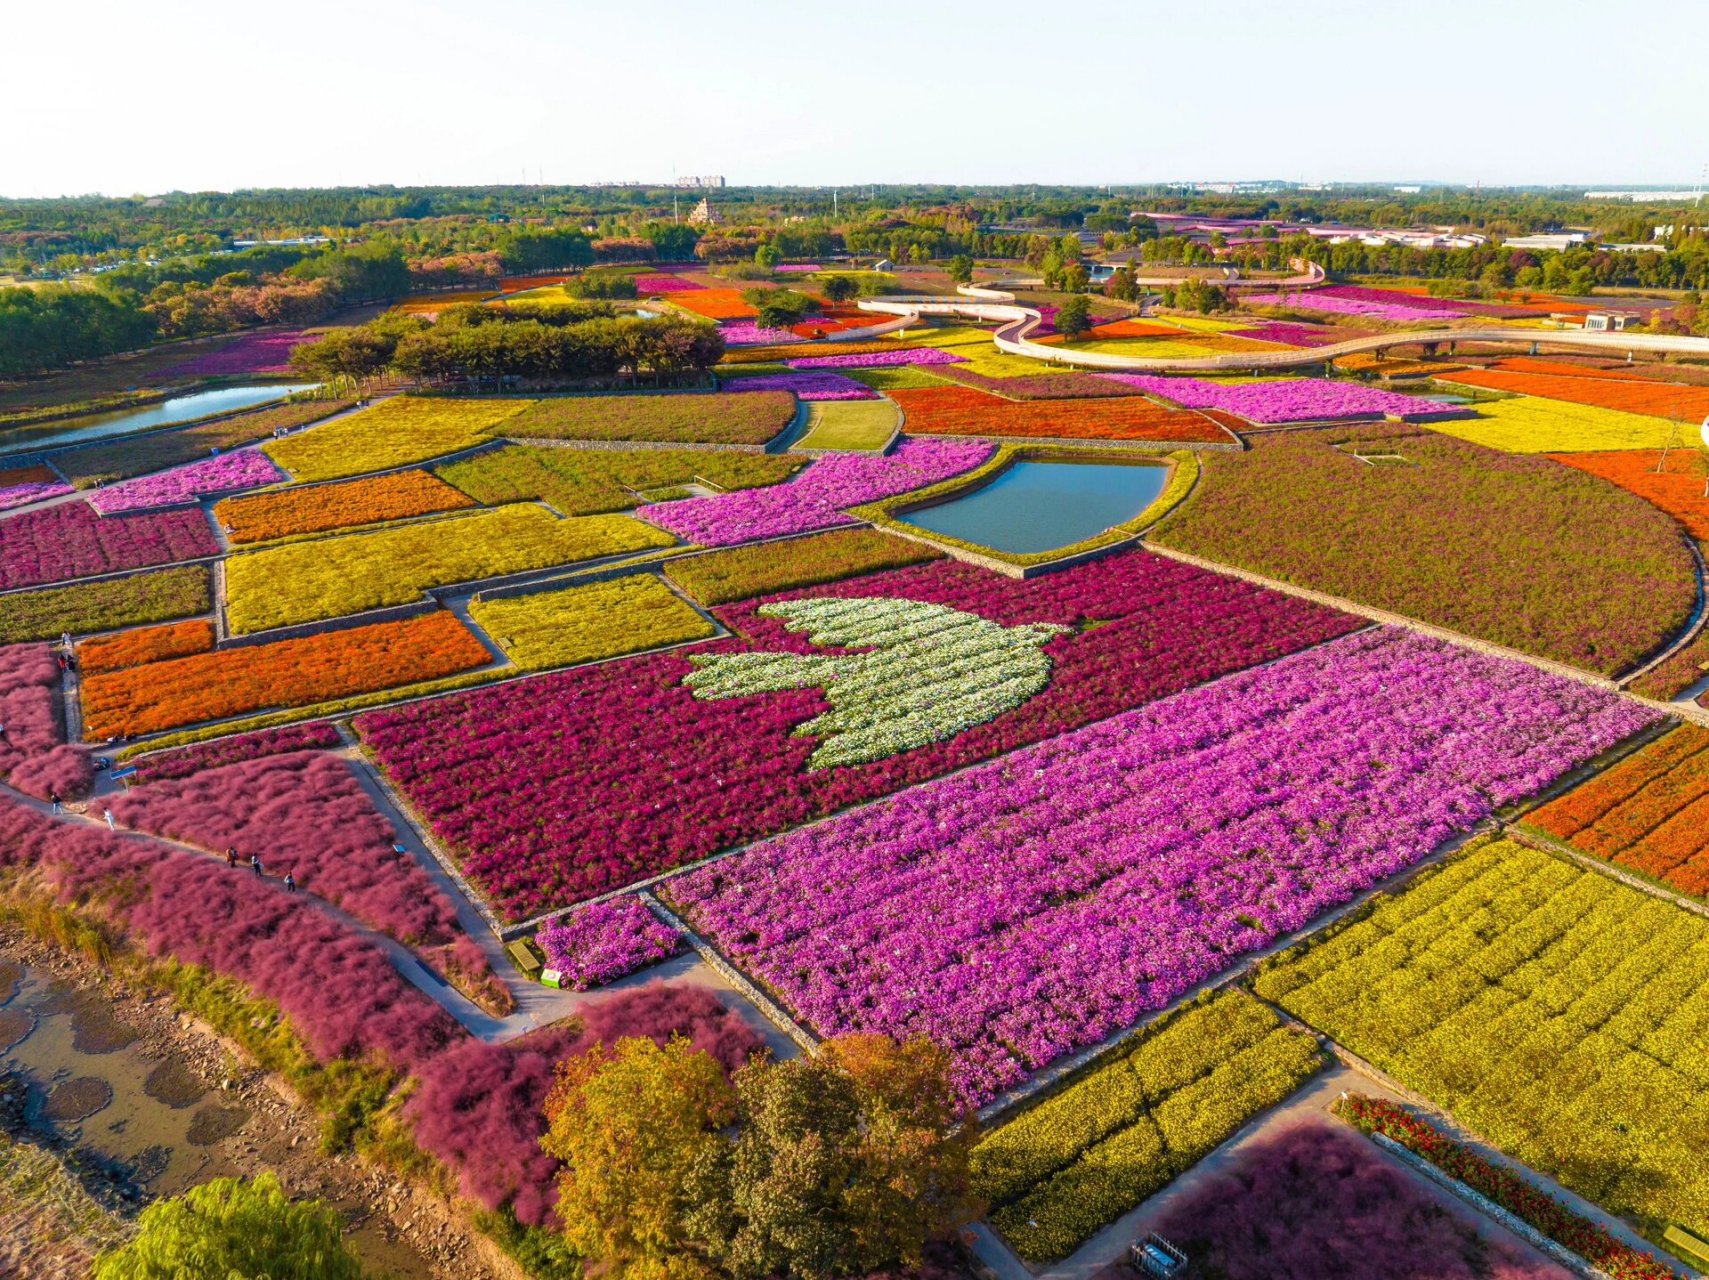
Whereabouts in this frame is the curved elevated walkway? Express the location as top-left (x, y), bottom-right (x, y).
top-left (862, 268), bottom-right (1709, 373)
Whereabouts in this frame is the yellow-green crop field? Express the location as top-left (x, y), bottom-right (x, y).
top-left (1424, 395), bottom-right (1682, 453)
top-left (470, 574), bottom-right (713, 671)
top-left (264, 397), bottom-right (532, 482)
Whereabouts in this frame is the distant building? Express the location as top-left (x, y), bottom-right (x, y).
top-left (687, 198), bottom-right (722, 226)
top-left (680, 175), bottom-right (726, 189)
top-left (1503, 233), bottom-right (1589, 252)
top-left (1583, 311), bottom-right (1641, 331)
top-left (871, 259), bottom-right (894, 272)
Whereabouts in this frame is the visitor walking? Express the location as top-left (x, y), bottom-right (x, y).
top-left (283, 871), bottom-right (296, 893)
top-left (225, 847), bottom-right (237, 869)
top-left (103, 808), bottom-right (115, 831)
top-left (251, 853), bottom-right (264, 878)
top-left (49, 789), bottom-right (61, 814)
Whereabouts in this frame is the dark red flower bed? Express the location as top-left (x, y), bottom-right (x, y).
top-left (356, 551), bottom-right (1362, 920)
top-left (0, 503), bottom-right (218, 591)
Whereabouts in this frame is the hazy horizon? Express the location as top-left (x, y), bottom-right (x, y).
top-left (7, 0), bottom-right (1705, 199)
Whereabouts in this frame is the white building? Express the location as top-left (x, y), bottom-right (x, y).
top-left (1503, 233), bottom-right (1589, 252)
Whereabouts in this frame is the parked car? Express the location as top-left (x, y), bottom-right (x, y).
top-left (1129, 1232), bottom-right (1187, 1278)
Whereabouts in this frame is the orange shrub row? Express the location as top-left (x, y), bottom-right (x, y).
top-left (1528, 725), bottom-right (1709, 898)
top-left (1085, 319), bottom-right (1182, 339)
top-left (81, 610), bottom-right (490, 738)
top-left (1485, 357), bottom-right (1662, 382)
top-left (1547, 450), bottom-right (1709, 539)
top-left (889, 386), bottom-right (1237, 444)
top-left (668, 289), bottom-right (757, 321)
top-left (1447, 366), bottom-right (1709, 421)
top-left (214, 470), bottom-right (477, 544)
top-left (79, 620), bottom-right (215, 674)
top-left (722, 339), bottom-right (903, 365)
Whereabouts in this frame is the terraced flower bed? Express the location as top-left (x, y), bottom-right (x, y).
top-left (0, 566), bottom-right (210, 644)
top-left (1425, 396), bottom-right (1680, 453)
top-left (129, 721), bottom-right (344, 784)
top-left (1546, 449), bottom-right (1709, 539)
top-left (786, 347), bottom-right (967, 369)
top-left (637, 439), bottom-right (990, 546)
top-left (1151, 424), bottom-right (1694, 676)
top-left (664, 527), bottom-right (942, 606)
top-left (80, 610), bottom-right (490, 737)
top-left (264, 397), bottom-right (531, 482)
top-left (223, 504), bottom-right (673, 634)
top-left (86, 447), bottom-right (284, 514)
top-left (470, 574), bottom-right (714, 671)
top-left (500, 390), bottom-right (795, 446)
top-left (0, 464), bottom-right (73, 510)
top-left (1255, 836), bottom-right (1709, 1245)
top-left (355, 551), bottom-right (1367, 919)
top-left (0, 503), bottom-right (218, 591)
top-left (434, 444), bottom-right (802, 516)
top-left (78, 619), bottom-right (214, 673)
top-left (215, 470), bottom-right (478, 543)
top-left (669, 628), bottom-right (1651, 1105)
top-left (720, 370), bottom-right (878, 400)
top-left (888, 385), bottom-right (1238, 443)
top-left (972, 990), bottom-right (1323, 1261)
top-left (1446, 363), bottom-right (1709, 421)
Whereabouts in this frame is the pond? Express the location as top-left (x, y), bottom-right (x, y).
top-left (898, 458), bottom-right (1169, 556)
top-left (1, 384), bottom-right (317, 457)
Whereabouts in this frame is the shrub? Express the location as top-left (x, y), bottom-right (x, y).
top-left (215, 470), bottom-right (475, 544)
top-left (1152, 423), bottom-right (1695, 676)
top-left (223, 504), bottom-right (673, 634)
top-left (80, 611), bottom-right (490, 737)
top-left (501, 390), bottom-right (796, 446)
top-left (471, 574), bottom-right (713, 671)
top-left (0, 567), bottom-right (210, 644)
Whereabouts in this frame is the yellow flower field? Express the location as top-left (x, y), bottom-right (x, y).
top-left (224, 504), bottom-right (673, 634)
top-left (973, 989), bottom-right (1322, 1262)
top-left (1423, 394), bottom-right (1683, 453)
top-left (264, 397), bottom-right (534, 482)
top-left (1256, 836), bottom-right (1709, 1243)
top-left (470, 574), bottom-right (713, 671)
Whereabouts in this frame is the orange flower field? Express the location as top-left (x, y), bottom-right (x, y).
top-left (888, 385), bottom-right (1239, 444)
top-left (1446, 364), bottom-right (1709, 421)
top-left (666, 288), bottom-right (757, 320)
top-left (81, 610), bottom-right (491, 737)
top-left (1526, 725), bottom-right (1709, 899)
top-left (214, 470), bottom-right (478, 544)
top-left (1547, 449), bottom-right (1709, 539)
top-left (79, 619), bottom-right (215, 674)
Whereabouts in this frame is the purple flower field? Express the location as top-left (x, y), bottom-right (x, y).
top-left (1241, 291), bottom-right (1466, 322)
top-left (719, 321), bottom-right (806, 346)
top-left (87, 447), bottom-right (285, 514)
top-left (1225, 322), bottom-right (1374, 348)
top-left (0, 478), bottom-right (75, 511)
top-left (536, 896), bottom-right (683, 990)
top-left (774, 263), bottom-right (822, 273)
top-left (787, 347), bottom-right (968, 370)
top-left (149, 329), bottom-right (320, 380)
top-left (721, 371), bottom-right (878, 401)
top-left (669, 627), bottom-right (1655, 1105)
top-left (1096, 375), bottom-right (1456, 423)
top-left (637, 439), bottom-right (991, 545)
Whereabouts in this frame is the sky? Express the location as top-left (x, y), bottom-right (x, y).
top-left (5, 0), bottom-right (1706, 198)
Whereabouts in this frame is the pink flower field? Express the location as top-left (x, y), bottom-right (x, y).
top-left (148, 329), bottom-right (321, 380)
top-left (1097, 374), bottom-right (1459, 423)
top-left (86, 447), bottom-right (285, 514)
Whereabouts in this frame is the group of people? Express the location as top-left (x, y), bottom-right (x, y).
top-left (224, 846), bottom-right (295, 892)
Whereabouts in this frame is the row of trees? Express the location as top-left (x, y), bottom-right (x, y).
top-left (544, 1033), bottom-right (975, 1280)
top-left (291, 304), bottom-right (725, 385)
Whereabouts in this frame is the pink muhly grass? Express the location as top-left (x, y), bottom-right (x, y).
top-left (0, 644), bottom-right (64, 775)
top-left (109, 751), bottom-right (466, 950)
top-left (9, 744), bottom-right (95, 802)
top-left (130, 721), bottom-right (344, 784)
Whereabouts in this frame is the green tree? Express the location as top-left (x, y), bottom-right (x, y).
top-left (946, 254), bottom-right (975, 286)
top-left (754, 243), bottom-right (782, 270)
top-left (542, 1036), bottom-right (738, 1279)
top-left (499, 228), bottom-right (595, 273)
top-left (1055, 294), bottom-right (1093, 341)
top-left (821, 274), bottom-right (860, 305)
top-left (698, 1036), bottom-right (977, 1280)
top-left (94, 1174), bottom-right (363, 1280)
top-left (1060, 262), bottom-right (1090, 294)
top-left (1104, 266), bottom-right (1140, 303)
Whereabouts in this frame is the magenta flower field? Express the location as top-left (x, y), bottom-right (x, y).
top-left (668, 627), bottom-right (1656, 1104)
top-left (1097, 375), bottom-right (1457, 423)
top-left (1225, 322), bottom-right (1375, 348)
top-left (149, 329), bottom-right (321, 380)
top-left (634, 274), bottom-right (704, 292)
top-left (536, 896), bottom-right (683, 990)
top-left (718, 321), bottom-right (805, 345)
top-left (786, 347), bottom-right (967, 369)
top-left (721, 370), bottom-right (878, 400)
top-left (87, 447), bottom-right (284, 514)
top-left (0, 477), bottom-right (75, 511)
top-left (637, 438), bottom-right (991, 545)
top-left (0, 502), bottom-right (218, 591)
top-left (355, 550), bottom-right (1363, 918)
top-left (1242, 291), bottom-right (1467, 322)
